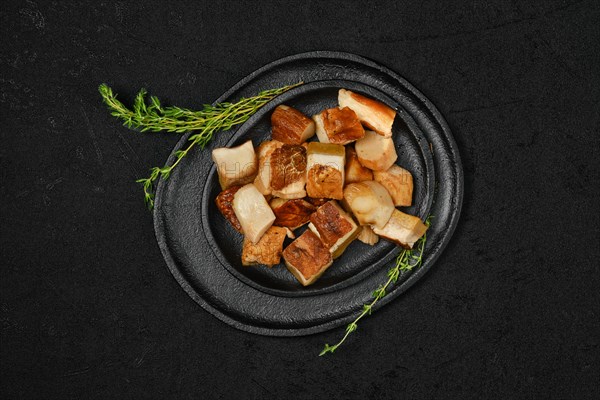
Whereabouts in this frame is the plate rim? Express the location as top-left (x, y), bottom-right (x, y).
top-left (153, 51), bottom-right (464, 336)
top-left (201, 79), bottom-right (436, 298)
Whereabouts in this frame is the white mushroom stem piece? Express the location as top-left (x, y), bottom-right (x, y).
top-left (343, 180), bottom-right (395, 229)
top-left (212, 140), bottom-right (258, 190)
top-left (354, 130), bottom-right (397, 171)
top-left (232, 183), bottom-right (276, 244)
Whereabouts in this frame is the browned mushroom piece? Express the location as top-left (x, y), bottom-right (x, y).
top-left (270, 198), bottom-right (317, 230)
top-left (307, 201), bottom-right (359, 259)
top-left (270, 144), bottom-right (307, 199)
top-left (282, 229), bottom-right (333, 286)
top-left (338, 89), bottom-right (396, 138)
top-left (241, 226), bottom-right (287, 267)
top-left (254, 140), bottom-right (283, 195)
top-left (271, 105), bottom-right (315, 145)
top-left (313, 107), bottom-right (365, 145)
top-left (215, 185), bottom-right (244, 233)
top-left (305, 142), bottom-right (345, 200)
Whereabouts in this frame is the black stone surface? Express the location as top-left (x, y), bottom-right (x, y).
top-left (1, 1), bottom-right (598, 399)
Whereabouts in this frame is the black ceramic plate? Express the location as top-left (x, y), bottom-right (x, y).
top-left (153, 51), bottom-right (463, 336)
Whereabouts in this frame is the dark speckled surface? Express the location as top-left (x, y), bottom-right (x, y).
top-left (1, 1), bottom-right (598, 399)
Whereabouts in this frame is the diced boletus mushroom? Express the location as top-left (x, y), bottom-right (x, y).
top-left (270, 144), bottom-right (307, 199)
top-left (308, 200), bottom-right (359, 259)
top-left (345, 146), bottom-right (373, 184)
top-left (313, 107), bottom-right (365, 145)
top-left (343, 181), bottom-right (395, 229)
top-left (373, 165), bottom-right (413, 206)
top-left (338, 89), bottom-right (396, 138)
top-left (241, 226), bottom-right (287, 267)
top-left (354, 130), bottom-right (398, 171)
top-left (283, 229), bottom-right (333, 286)
top-left (372, 209), bottom-right (428, 249)
top-left (254, 140), bottom-right (283, 195)
top-left (271, 105), bottom-right (315, 145)
top-left (357, 225), bottom-right (379, 245)
top-left (215, 185), bottom-right (244, 233)
top-left (212, 140), bottom-right (258, 190)
top-left (232, 184), bottom-right (276, 244)
top-left (270, 198), bottom-right (316, 230)
top-left (305, 142), bottom-right (345, 199)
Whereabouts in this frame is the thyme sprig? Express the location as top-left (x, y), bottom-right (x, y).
top-left (319, 216), bottom-right (432, 356)
top-left (98, 82), bottom-right (302, 209)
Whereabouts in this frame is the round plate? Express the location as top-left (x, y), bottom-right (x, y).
top-left (153, 51), bottom-right (463, 336)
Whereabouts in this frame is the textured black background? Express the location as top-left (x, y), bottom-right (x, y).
top-left (1, 1), bottom-right (599, 398)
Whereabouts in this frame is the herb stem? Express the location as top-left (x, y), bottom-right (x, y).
top-left (319, 217), bottom-right (431, 356)
top-left (99, 82), bottom-right (302, 209)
